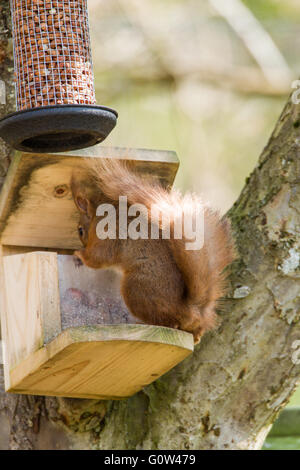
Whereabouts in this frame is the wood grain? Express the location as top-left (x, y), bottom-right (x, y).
top-left (0, 249), bottom-right (61, 383)
top-left (1, 250), bottom-right (194, 399)
top-left (8, 325), bottom-right (193, 399)
top-left (0, 245), bottom-right (10, 386)
top-left (0, 146), bottom-right (179, 249)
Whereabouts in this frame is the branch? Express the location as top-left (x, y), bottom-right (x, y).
top-left (115, 0), bottom-right (290, 96)
top-left (209, 0), bottom-right (293, 91)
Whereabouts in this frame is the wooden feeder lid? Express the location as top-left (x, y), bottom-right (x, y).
top-left (0, 145), bottom-right (179, 249)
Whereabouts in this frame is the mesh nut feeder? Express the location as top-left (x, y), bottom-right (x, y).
top-left (0, 0), bottom-right (118, 153)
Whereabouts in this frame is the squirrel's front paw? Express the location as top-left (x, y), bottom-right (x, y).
top-left (193, 328), bottom-right (204, 344)
top-left (74, 251), bottom-right (84, 267)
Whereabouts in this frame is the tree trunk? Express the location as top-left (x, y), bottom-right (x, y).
top-left (0, 3), bottom-right (299, 450)
top-left (0, 1), bottom-right (13, 187)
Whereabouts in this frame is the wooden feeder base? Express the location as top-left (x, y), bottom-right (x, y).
top-left (8, 325), bottom-right (193, 400)
top-left (0, 105), bottom-right (118, 153)
top-left (0, 248), bottom-right (193, 399)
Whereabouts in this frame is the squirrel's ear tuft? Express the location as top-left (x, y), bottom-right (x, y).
top-left (71, 173), bottom-right (95, 218)
top-left (75, 195), bottom-right (89, 214)
top-left (74, 195), bottom-right (95, 219)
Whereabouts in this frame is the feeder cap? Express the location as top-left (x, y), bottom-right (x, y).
top-left (0, 104), bottom-right (118, 153)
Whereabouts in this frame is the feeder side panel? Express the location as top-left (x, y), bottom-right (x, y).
top-left (11, 0), bottom-right (97, 110)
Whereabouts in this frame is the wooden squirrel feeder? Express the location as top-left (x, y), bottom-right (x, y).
top-left (0, 147), bottom-right (194, 399)
top-left (0, 1), bottom-right (193, 400)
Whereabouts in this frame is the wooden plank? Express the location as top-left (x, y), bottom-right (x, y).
top-left (0, 245), bottom-right (10, 386)
top-left (38, 252), bottom-right (61, 343)
top-left (1, 250), bottom-right (194, 399)
top-left (2, 245), bottom-right (73, 256)
top-left (1, 250), bottom-right (61, 380)
top-left (0, 147), bottom-right (179, 249)
top-left (8, 325), bottom-right (193, 399)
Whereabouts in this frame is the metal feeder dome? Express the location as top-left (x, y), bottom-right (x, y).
top-left (0, 0), bottom-right (117, 153)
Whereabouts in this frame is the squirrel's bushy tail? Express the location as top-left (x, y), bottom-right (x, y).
top-left (89, 158), bottom-right (235, 329)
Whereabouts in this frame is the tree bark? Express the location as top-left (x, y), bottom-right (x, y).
top-left (0, 1), bottom-right (14, 188)
top-left (0, 2), bottom-right (299, 450)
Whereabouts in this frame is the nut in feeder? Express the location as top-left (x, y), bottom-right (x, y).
top-left (0, 0), bottom-right (118, 153)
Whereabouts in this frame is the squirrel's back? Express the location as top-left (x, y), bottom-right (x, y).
top-left (87, 158), bottom-right (235, 334)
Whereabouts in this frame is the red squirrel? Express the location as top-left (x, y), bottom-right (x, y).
top-left (71, 159), bottom-right (235, 343)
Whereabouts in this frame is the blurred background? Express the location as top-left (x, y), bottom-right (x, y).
top-left (88, 0), bottom-right (300, 448)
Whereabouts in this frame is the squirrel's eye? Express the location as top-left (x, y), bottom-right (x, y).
top-left (78, 226), bottom-right (84, 238)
